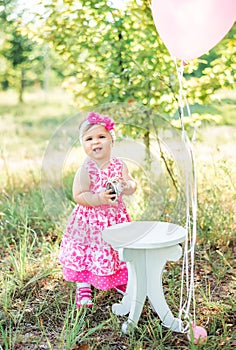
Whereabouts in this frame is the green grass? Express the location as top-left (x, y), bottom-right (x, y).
top-left (0, 89), bottom-right (235, 349)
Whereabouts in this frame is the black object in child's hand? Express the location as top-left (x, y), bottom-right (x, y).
top-left (106, 182), bottom-right (117, 201)
top-left (106, 178), bottom-right (123, 201)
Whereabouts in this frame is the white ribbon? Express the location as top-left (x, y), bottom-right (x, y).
top-left (175, 60), bottom-right (197, 332)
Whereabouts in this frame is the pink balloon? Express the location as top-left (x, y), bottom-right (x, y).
top-left (187, 324), bottom-right (208, 344)
top-left (151, 0), bottom-right (236, 60)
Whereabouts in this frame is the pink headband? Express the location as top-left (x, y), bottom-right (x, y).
top-left (79, 112), bottom-right (116, 143)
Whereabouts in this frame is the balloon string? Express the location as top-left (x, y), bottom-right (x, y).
top-left (185, 135), bottom-right (197, 325)
top-left (175, 59), bottom-right (197, 330)
top-left (175, 60), bottom-right (185, 137)
top-left (175, 59), bottom-right (197, 142)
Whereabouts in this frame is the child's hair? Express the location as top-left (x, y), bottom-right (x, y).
top-left (79, 112), bottom-right (116, 143)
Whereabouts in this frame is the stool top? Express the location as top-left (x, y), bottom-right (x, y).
top-left (102, 221), bottom-right (187, 249)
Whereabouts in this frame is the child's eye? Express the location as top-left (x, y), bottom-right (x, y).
top-left (99, 135), bottom-right (106, 139)
top-left (85, 137), bottom-right (92, 141)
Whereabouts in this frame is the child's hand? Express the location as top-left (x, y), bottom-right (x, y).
top-left (118, 177), bottom-right (129, 192)
top-left (119, 177), bottom-right (136, 195)
top-left (99, 189), bottom-right (118, 205)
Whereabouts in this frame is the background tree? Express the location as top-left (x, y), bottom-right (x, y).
top-left (30, 0), bottom-right (185, 154)
top-left (0, 0), bottom-right (35, 101)
top-left (0, 0), bottom-right (66, 102)
top-left (33, 0), bottom-right (235, 109)
top-left (0, 0), bottom-right (15, 91)
top-left (185, 26), bottom-right (236, 104)
top-left (35, 0), bottom-right (182, 113)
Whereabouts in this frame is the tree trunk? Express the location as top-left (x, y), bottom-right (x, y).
top-left (19, 68), bottom-right (25, 103)
top-left (144, 129), bottom-right (150, 160)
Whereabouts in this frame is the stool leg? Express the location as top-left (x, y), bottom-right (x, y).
top-left (112, 260), bottom-right (132, 316)
top-left (146, 246), bottom-right (183, 332)
top-left (112, 248), bottom-right (147, 327)
top-left (125, 249), bottom-right (147, 326)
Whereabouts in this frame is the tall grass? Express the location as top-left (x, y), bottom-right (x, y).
top-left (0, 89), bottom-right (235, 349)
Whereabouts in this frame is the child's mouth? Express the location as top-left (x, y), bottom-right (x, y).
top-left (93, 147), bottom-right (102, 153)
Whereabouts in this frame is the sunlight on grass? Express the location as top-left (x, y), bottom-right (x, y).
top-left (0, 88), bottom-right (76, 160)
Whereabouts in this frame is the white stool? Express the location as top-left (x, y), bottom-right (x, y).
top-left (102, 221), bottom-right (186, 333)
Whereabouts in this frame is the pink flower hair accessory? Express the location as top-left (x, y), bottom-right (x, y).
top-left (87, 112), bottom-right (115, 131)
top-left (79, 112), bottom-right (116, 143)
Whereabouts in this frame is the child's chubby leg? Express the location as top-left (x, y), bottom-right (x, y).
top-left (76, 282), bottom-right (93, 308)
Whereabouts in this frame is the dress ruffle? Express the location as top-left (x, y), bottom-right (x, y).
top-left (62, 267), bottom-right (128, 290)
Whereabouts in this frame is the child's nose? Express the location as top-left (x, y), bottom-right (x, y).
top-left (93, 138), bottom-right (99, 144)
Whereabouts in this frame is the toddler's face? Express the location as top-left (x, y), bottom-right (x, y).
top-left (82, 124), bottom-right (113, 162)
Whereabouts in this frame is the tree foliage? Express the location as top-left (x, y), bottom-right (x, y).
top-left (184, 25), bottom-right (236, 104)
top-left (0, 0), bottom-right (64, 101)
top-left (0, 0), bottom-right (39, 101)
top-left (33, 0), bottom-right (235, 116)
top-left (35, 0), bottom-right (183, 117)
top-left (3, 0), bottom-right (234, 118)
top-left (20, 0), bottom-right (232, 156)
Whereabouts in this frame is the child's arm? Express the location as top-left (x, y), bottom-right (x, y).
top-left (120, 161), bottom-right (137, 195)
top-left (73, 165), bottom-right (117, 206)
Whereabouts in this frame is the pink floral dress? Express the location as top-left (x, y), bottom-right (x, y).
top-left (58, 157), bottom-right (130, 290)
